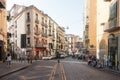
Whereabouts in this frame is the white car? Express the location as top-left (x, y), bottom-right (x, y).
top-left (42, 56), bottom-right (52, 60)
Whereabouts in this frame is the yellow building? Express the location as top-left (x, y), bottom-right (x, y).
top-left (0, 0), bottom-right (7, 61)
top-left (84, 0), bottom-right (97, 56)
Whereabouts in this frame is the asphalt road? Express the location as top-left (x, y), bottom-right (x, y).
top-left (0, 57), bottom-right (120, 80)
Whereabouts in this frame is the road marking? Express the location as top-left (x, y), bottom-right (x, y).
top-left (49, 63), bottom-right (67, 80)
top-left (59, 63), bottom-right (66, 80)
top-left (49, 64), bottom-right (57, 80)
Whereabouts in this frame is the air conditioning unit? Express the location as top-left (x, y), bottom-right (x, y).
top-left (104, 0), bottom-right (111, 2)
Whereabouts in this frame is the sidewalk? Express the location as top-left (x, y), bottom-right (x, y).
top-left (100, 67), bottom-right (120, 75)
top-left (0, 60), bottom-right (30, 78)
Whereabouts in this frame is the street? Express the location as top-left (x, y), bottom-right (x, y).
top-left (0, 57), bottom-right (120, 80)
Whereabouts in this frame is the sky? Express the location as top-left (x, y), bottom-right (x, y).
top-left (7, 0), bottom-right (84, 37)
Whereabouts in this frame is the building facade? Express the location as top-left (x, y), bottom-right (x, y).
top-left (65, 34), bottom-right (82, 54)
top-left (8, 4), bottom-right (66, 59)
top-left (0, 0), bottom-right (7, 61)
top-left (104, 0), bottom-right (120, 70)
top-left (96, 0), bottom-right (110, 66)
top-left (84, 0), bottom-right (97, 56)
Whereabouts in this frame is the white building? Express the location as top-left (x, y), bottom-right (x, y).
top-left (96, 0), bottom-right (110, 60)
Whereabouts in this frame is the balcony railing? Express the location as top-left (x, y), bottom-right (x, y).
top-left (27, 44), bottom-right (31, 47)
top-left (41, 22), bottom-right (44, 26)
top-left (34, 31), bottom-right (40, 35)
top-left (48, 33), bottom-right (52, 36)
top-left (42, 33), bottom-right (47, 38)
top-left (104, 18), bottom-right (119, 32)
top-left (35, 19), bottom-right (39, 24)
top-left (35, 43), bottom-right (47, 48)
top-left (49, 23), bottom-right (52, 27)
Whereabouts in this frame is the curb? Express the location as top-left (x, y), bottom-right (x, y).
top-left (0, 65), bottom-right (29, 78)
top-left (88, 65), bottom-right (120, 76)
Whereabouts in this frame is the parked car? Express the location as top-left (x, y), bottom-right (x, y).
top-left (51, 55), bottom-right (57, 59)
top-left (42, 56), bottom-right (52, 60)
top-left (60, 54), bottom-right (65, 58)
top-left (59, 52), bottom-right (66, 58)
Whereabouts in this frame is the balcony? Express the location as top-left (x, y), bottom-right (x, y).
top-left (35, 43), bottom-right (47, 48)
top-left (52, 29), bottom-right (55, 32)
top-left (27, 44), bottom-right (31, 47)
top-left (34, 31), bottom-right (40, 35)
top-left (41, 22), bottom-right (44, 26)
top-left (57, 39), bottom-right (60, 42)
top-left (0, 1), bottom-right (5, 8)
top-left (85, 38), bottom-right (89, 43)
top-left (35, 19), bottom-right (39, 24)
top-left (48, 33), bottom-right (52, 36)
top-left (26, 31), bottom-right (31, 35)
top-left (85, 24), bottom-right (89, 29)
top-left (49, 23), bottom-right (52, 27)
top-left (104, 18), bottom-right (119, 32)
top-left (42, 33), bottom-right (47, 38)
top-left (26, 18), bottom-right (30, 22)
top-left (44, 23), bottom-right (48, 28)
top-left (52, 38), bottom-right (55, 42)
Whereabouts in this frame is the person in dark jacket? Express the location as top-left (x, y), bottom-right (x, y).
top-left (56, 51), bottom-right (61, 63)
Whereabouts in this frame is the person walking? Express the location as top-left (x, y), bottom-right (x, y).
top-left (6, 53), bottom-right (12, 68)
top-left (27, 54), bottom-right (30, 63)
top-left (56, 51), bottom-right (61, 63)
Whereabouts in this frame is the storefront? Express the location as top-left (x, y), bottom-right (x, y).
top-left (108, 34), bottom-right (119, 70)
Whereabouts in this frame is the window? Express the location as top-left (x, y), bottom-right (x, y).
top-left (27, 24), bottom-right (30, 33)
top-left (42, 28), bottom-right (44, 34)
top-left (36, 25), bottom-right (38, 30)
top-left (27, 37), bottom-right (30, 44)
top-left (42, 17), bottom-right (44, 23)
top-left (27, 12), bottom-right (30, 22)
top-left (15, 21), bottom-right (17, 28)
top-left (15, 31), bottom-right (17, 38)
top-left (36, 13), bottom-right (38, 20)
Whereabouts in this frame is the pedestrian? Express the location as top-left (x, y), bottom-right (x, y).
top-left (6, 53), bottom-right (12, 68)
top-left (30, 55), bottom-right (33, 63)
top-left (56, 51), bottom-right (60, 63)
top-left (108, 59), bottom-right (112, 69)
top-left (27, 54), bottom-right (30, 63)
